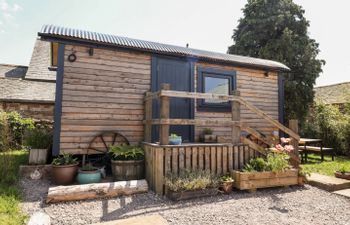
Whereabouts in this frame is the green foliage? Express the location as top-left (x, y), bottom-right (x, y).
top-left (301, 154), bottom-right (350, 176)
top-left (24, 128), bottom-right (52, 149)
top-left (52, 154), bottom-right (78, 166)
top-left (165, 170), bottom-right (219, 192)
top-left (169, 133), bottom-right (179, 138)
top-left (244, 153), bottom-right (290, 172)
top-left (110, 145), bottom-right (144, 160)
top-left (0, 150), bottom-right (28, 225)
top-left (0, 113), bottom-right (11, 152)
top-left (80, 164), bottom-right (98, 171)
top-left (220, 175), bottom-right (234, 182)
top-left (266, 153), bottom-right (290, 172)
top-left (243, 157), bottom-right (267, 172)
top-left (301, 102), bottom-right (350, 155)
top-left (203, 128), bottom-right (213, 135)
top-left (6, 112), bottom-right (34, 147)
top-left (228, 0), bottom-right (324, 122)
top-left (338, 165), bottom-right (347, 173)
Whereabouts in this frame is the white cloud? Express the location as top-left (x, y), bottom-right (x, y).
top-left (0, 0), bottom-right (22, 32)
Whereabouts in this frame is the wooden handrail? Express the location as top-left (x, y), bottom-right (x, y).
top-left (143, 119), bottom-right (241, 126)
top-left (145, 89), bottom-right (299, 141)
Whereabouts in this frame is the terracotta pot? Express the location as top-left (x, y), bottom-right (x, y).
top-left (220, 181), bottom-right (234, 194)
top-left (51, 163), bottom-right (78, 185)
top-left (111, 159), bottom-right (144, 181)
top-left (335, 171), bottom-right (350, 180)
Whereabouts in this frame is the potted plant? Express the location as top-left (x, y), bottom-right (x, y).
top-left (335, 166), bottom-right (350, 180)
top-left (219, 175), bottom-right (234, 194)
top-left (165, 170), bottom-right (219, 201)
top-left (110, 144), bottom-right (144, 181)
top-left (51, 154), bottom-right (79, 185)
top-left (169, 133), bottom-right (182, 145)
top-left (200, 128), bottom-right (217, 143)
top-left (77, 163), bottom-right (102, 184)
top-left (25, 128), bottom-right (52, 165)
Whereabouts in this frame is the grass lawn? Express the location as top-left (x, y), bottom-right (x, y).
top-left (301, 153), bottom-right (350, 177)
top-left (0, 150), bottom-right (28, 225)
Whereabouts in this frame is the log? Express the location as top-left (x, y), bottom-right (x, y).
top-left (46, 179), bottom-right (148, 203)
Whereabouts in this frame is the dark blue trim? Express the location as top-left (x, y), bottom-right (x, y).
top-left (278, 73), bottom-right (285, 136)
top-left (197, 67), bottom-right (236, 112)
top-left (52, 43), bottom-right (65, 156)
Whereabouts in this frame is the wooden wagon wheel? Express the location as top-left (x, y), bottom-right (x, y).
top-left (84, 131), bottom-right (130, 166)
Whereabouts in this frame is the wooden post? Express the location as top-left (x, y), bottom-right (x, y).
top-left (288, 119), bottom-right (300, 168)
top-left (231, 91), bottom-right (241, 144)
top-left (144, 92), bottom-right (152, 142)
top-left (159, 83), bottom-right (170, 145)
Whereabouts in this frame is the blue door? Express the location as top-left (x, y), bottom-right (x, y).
top-left (151, 57), bottom-right (194, 142)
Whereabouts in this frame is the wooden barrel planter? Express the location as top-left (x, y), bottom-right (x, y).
top-left (111, 160), bottom-right (144, 181)
top-left (232, 169), bottom-right (299, 192)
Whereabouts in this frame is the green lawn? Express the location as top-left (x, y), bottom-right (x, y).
top-left (0, 150), bottom-right (28, 225)
top-left (301, 154), bottom-right (350, 176)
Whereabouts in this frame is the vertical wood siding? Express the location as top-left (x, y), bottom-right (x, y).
top-left (60, 45), bottom-right (151, 154)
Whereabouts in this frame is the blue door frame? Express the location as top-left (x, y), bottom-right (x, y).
top-left (151, 56), bottom-right (195, 143)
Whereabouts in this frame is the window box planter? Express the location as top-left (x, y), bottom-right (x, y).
top-left (200, 134), bottom-right (217, 143)
top-left (29, 148), bottom-right (48, 165)
top-left (165, 188), bottom-right (218, 201)
top-left (335, 171), bottom-right (350, 180)
top-left (232, 169), bottom-right (299, 192)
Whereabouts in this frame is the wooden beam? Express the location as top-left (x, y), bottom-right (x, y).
top-left (159, 84), bottom-right (170, 145)
top-left (46, 180), bottom-right (148, 203)
top-left (159, 90), bottom-right (240, 101)
top-left (241, 124), bottom-right (273, 146)
top-left (231, 91), bottom-right (241, 144)
top-left (242, 137), bottom-right (268, 155)
top-left (144, 119), bottom-right (241, 126)
top-left (144, 92), bottom-right (152, 142)
top-left (289, 119), bottom-right (300, 168)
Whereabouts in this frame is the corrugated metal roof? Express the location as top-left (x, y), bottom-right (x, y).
top-left (38, 24), bottom-right (290, 72)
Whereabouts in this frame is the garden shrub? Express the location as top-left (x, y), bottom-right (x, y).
top-left (24, 128), bottom-right (52, 149)
top-left (6, 112), bottom-right (34, 148)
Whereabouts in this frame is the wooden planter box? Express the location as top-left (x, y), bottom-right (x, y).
top-left (335, 171), bottom-right (350, 180)
top-left (232, 169), bottom-right (299, 192)
top-left (165, 188), bottom-right (218, 201)
top-left (29, 149), bottom-right (48, 165)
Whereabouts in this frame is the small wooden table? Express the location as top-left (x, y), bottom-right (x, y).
top-left (298, 138), bottom-right (334, 162)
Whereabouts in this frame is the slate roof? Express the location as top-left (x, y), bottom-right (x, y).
top-left (0, 78), bottom-right (55, 103)
top-left (25, 39), bottom-right (57, 81)
top-left (38, 24), bottom-right (290, 72)
top-left (314, 82), bottom-right (350, 104)
top-left (0, 64), bottom-right (28, 79)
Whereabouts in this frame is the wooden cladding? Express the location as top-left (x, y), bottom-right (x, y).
top-left (144, 143), bottom-right (260, 195)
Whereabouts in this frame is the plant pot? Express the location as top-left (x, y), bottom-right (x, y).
top-left (29, 149), bottom-right (48, 165)
top-left (335, 171), bottom-right (350, 180)
top-left (166, 188), bottom-right (218, 201)
top-left (169, 136), bottom-right (182, 145)
top-left (202, 134), bottom-right (217, 143)
top-left (220, 181), bottom-right (234, 194)
top-left (111, 159), bottom-right (144, 181)
top-left (77, 169), bottom-right (102, 184)
top-left (51, 163), bottom-right (78, 185)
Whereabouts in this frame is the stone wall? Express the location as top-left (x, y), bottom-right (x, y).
top-left (0, 102), bottom-right (54, 121)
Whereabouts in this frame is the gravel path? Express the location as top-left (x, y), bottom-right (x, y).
top-left (20, 178), bottom-right (350, 225)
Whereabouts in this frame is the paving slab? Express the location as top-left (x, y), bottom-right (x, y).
top-left (307, 173), bottom-right (350, 192)
top-left (333, 189), bottom-right (350, 199)
top-left (92, 215), bottom-right (168, 225)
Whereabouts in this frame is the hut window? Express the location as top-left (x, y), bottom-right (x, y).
top-left (51, 42), bottom-right (59, 67)
top-left (197, 67), bottom-right (236, 112)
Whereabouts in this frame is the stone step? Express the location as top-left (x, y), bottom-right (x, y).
top-left (333, 189), bottom-right (350, 199)
top-left (92, 215), bottom-right (168, 225)
top-left (307, 173), bottom-right (350, 192)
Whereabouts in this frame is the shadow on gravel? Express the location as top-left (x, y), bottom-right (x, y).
top-left (99, 185), bottom-right (309, 223)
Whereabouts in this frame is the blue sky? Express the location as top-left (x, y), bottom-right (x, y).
top-left (0, 0), bottom-right (349, 86)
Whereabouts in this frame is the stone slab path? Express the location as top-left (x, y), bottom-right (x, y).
top-left (307, 173), bottom-right (350, 191)
top-left (333, 189), bottom-right (350, 199)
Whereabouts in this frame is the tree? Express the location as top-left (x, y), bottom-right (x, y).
top-left (228, 0), bottom-right (325, 122)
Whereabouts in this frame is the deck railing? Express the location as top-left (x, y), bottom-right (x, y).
top-left (144, 83), bottom-right (300, 167)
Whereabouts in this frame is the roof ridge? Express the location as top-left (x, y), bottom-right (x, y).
top-left (38, 24), bottom-right (290, 72)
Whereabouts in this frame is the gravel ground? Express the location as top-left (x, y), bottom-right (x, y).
top-left (20, 178), bottom-right (350, 225)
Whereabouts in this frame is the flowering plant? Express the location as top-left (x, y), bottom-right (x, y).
top-left (270, 137), bottom-right (294, 153)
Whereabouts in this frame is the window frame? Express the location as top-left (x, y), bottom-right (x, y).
top-left (50, 42), bottom-right (59, 68)
top-left (197, 67), bottom-right (236, 112)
